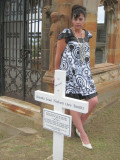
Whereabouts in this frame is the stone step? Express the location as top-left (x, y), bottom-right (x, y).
top-left (0, 96), bottom-right (42, 123)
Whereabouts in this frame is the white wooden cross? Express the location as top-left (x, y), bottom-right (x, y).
top-left (35, 70), bottom-right (89, 160)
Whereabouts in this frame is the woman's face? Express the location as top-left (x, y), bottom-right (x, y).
top-left (72, 14), bottom-right (85, 30)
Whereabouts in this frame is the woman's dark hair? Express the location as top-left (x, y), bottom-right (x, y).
top-left (71, 5), bottom-right (86, 19)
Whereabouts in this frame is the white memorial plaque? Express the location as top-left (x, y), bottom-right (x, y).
top-left (43, 108), bottom-right (72, 137)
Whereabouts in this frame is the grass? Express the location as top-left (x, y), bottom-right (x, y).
top-left (0, 131), bottom-right (10, 141)
top-left (63, 100), bottom-right (120, 160)
top-left (0, 100), bottom-right (120, 160)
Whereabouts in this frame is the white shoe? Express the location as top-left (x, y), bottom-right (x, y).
top-left (76, 128), bottom-right (80, 137)
top-left (82, 142), bottom-right (93, 149)
top-left (76, 128), bottom-right (93, 150)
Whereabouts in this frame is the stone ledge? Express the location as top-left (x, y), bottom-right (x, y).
top-left (43, 63), bottom-right (120, 94)
top-left (92, 63), bottom-right (120, 94)
top-left (43, 63), bottom-right (120, 84)
top-left (96, 80), bottom-right (120, 94)
top-left (91, 63), bottom-right (120, 75)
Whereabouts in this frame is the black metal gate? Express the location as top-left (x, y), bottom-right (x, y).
top-left (0, 0), bottom-right (43, 103)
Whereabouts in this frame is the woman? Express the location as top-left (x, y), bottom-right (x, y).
top-left (55, 5), bottom-right (98, 149)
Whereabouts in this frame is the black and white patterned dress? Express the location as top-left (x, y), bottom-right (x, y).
top-left (58, 28), bottom-right (97, 100)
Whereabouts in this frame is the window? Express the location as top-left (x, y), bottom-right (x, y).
top-left (95, 6), bottom-right (107, 64)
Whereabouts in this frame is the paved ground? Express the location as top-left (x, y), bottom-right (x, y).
top-left (0, 92), bottom-right (120, 160)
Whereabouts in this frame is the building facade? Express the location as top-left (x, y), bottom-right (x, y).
top-left (43, 0), bottom-right (120, 96)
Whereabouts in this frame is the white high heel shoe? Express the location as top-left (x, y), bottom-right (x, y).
top-left (76, 128), bottom-right (93, 150)
top-left (76, 128), bottom-right (81, 137)
top-left (82, 142), bottom-right (93, 149)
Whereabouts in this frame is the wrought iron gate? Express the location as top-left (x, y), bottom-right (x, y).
top-left (1, 0), bottom-right (43, 103)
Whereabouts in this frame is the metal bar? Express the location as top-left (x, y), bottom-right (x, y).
top-left (37, 0), bottom-right (40, 70)
top-left (5, 7), bottom-right (7, 67)
top-left (0, 0), bottom-right (2, 95)
top-left (9, 0), bottom-right (11, 66)
top-left (27, 0), bottom-right (30, 69)
top-left (16, 0), bottom-right (18, 67)
top-left (31, 0), bottom-right (32, 68)
top-left (28, 0), bottom-right (31, 68)
top-left (26, 0), bottom-right (28, 50)
top-left (34, 4), bottom-right (36, 65)
top-left (22, 0), bottom-right (26, 100)
top-left (1, 0), bottom-right (5, 94)
top-left (19, 0), bottom-right (22, 51)
top-left (12, 0), bottom-right (15, 64)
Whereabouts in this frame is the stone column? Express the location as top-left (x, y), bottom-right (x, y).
top-left (107, 0), bottom-right (120, 64)
top-left (41, 1), bottom-right (52, 91)
top-left (113, 0), bottom-right (120, 64)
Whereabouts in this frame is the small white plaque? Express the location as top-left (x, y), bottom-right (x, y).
top-left (43, 108), bottom-right (72, 137)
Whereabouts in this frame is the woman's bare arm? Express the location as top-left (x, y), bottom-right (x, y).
top-left (55, 39), bottom-right (67, 70)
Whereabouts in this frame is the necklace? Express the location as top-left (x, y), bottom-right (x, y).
top-left (73, 29), bottom-right (85, 62)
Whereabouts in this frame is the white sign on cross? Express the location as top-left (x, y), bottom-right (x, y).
top-left (35, 70), bottom-right (89, 160)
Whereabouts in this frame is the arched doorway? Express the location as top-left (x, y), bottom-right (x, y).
top-left (2, 0), bottom-right (43, 103)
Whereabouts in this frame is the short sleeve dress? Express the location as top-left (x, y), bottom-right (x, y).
top-left (58, 28), bottom-right (97, 100)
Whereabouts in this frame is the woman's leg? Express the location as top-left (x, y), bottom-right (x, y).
top-left (70, 110), bottom-right (90, 144)
top-left (81, 96), bottom-right (98, 124)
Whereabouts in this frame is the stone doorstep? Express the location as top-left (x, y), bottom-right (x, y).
top-left (0, 96), bottom-right (41, 113)
top-left (0, 96), bottom-right (42, 122)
